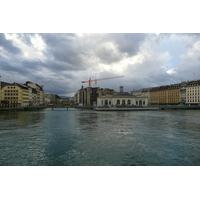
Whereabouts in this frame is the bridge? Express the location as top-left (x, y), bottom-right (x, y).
top-left (45, 106), bottom-right (75, 110)
top-left (45, 105), bottom-right (94, 110)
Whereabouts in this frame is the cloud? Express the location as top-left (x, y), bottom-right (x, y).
top-left (1, 33), bottom-right (200, 96)
top-left (0, 33), bottom-right (21, 54)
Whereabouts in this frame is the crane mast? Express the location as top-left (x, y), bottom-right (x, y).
top-left (81, 76), bottom-right (124, 87)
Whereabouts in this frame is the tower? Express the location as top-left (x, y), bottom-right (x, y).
top-left (120, 86), bottom-right (124, 93)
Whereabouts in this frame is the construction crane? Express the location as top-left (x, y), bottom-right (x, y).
top-left (81, 76), bottom-right (124, 87)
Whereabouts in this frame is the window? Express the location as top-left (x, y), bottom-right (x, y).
top-left (105, 100), bottom-right (108, 105)
top-left (117, 100), bottom-right (120, 105)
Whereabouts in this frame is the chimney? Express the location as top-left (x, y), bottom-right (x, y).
top-left (0, 76), bottom-right (1, 90)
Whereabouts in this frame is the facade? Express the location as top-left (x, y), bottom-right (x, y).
top-left (132, 88), bottom-right (151, 105)
top-left (180, 82), bottom-right (187, 105)
top-left (149, 84), bottom-right (182, 105)
top-left (97, 94), bottom-right (148, 107)
top-left (185, 80), bottom-right (200, 105)
top-left (25, 81), bottom-right (44, 106)
top-left (0, 80), bottom-right (45, 107)
top-left (74, 86), bottom-right (116, 106)
top-left (0, 82), bottom-right (29, 107)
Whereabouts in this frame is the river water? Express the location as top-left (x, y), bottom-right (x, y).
top-left (0, 108), bottom-right (200, 166)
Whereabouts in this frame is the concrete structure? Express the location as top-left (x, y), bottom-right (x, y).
top-left (97, 94), bottom-right (149, 107)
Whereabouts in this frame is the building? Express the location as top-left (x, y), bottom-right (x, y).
top-left (97, 86), bottom-right (149, 107)
top-left (74, 86), bottom-right (116, 106)
top-left (0, 82), bottom-right (29, 107)
top-left (131, 88), bottom-right (151, 105)
top-left (186, 80), bottom-right (200, 105)
top-left (97, 94), bottom-right (148, 107)
top-left (0, 79), bottom-right (45, 108)
top-left (25, 81), bottom-right (44, 106)
top-left (149, 84), bottom-right (182, 105)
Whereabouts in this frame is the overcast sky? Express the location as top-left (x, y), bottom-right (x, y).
top-left (1, 33), bottom-right (200, 96)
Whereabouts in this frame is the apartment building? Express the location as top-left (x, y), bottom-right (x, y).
top-left (186, 80), bottom-right (200, 105)
top-left (0, 80), bottom-right (45, 107)
top-left (149, 87), bottom-right (160, 105)
top-left (25, 81), bottom-right (44, 106)
top-left (149, 83), bottom-right (183, 105)
top-left (0, 82), bottom-right (29, 107)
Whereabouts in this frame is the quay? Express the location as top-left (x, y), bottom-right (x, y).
top-left (95, 106), bottom-right (159, 111)
top-left (95, 105), bottom-right (200, 111)
top-left (158, 105), bottom-right (200, 110)
top-left (1, 105), bottom-right (200, 112)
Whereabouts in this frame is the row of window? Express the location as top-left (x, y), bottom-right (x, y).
top-left (4, 93), bottom-right (18, 96)
top-left (187, 97), bottom-right (200, 100)
top-left (102, 99), bottom-right (146, 105)
top-left (187, 87), bottom-right (200, 90)
top-left (187, 84), bottom-right (200, 87)
top-left (5, 97), bottom-right (18, 99)
top-left (4, 90), bottom-right (19, 92)
top-left (187, 100), bottom-right (200, 102)
top-left (187, 93), bottom-right (200, 95)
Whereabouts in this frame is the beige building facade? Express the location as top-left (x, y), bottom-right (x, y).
top-left (0, 82), bottom-right (29, 107)
top-left (0, 80), bottom-right (45, 107)
top-left (97, 95), bottom-right (149, 107)
top-left (186, 80), bottom-right (200, 105)
top-left (149, 83), bottom-right (183, 105)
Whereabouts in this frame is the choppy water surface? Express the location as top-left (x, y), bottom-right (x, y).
top-left (0, 109), bottom-right (200, 166)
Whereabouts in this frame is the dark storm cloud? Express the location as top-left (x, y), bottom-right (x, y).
top-left (39, 33), bottom-right (88, 70)
top-left (112, 33), bottom-right (147, 56)
top-left (39, 33), bottom-right (148, 68)
top-left (0, 33), bottom-right (21, 54)
top-left (0, 58), bottom-right (43, 78)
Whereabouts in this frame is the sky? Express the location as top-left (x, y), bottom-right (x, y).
top-left (1, 33), bottom-right (200, 97)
